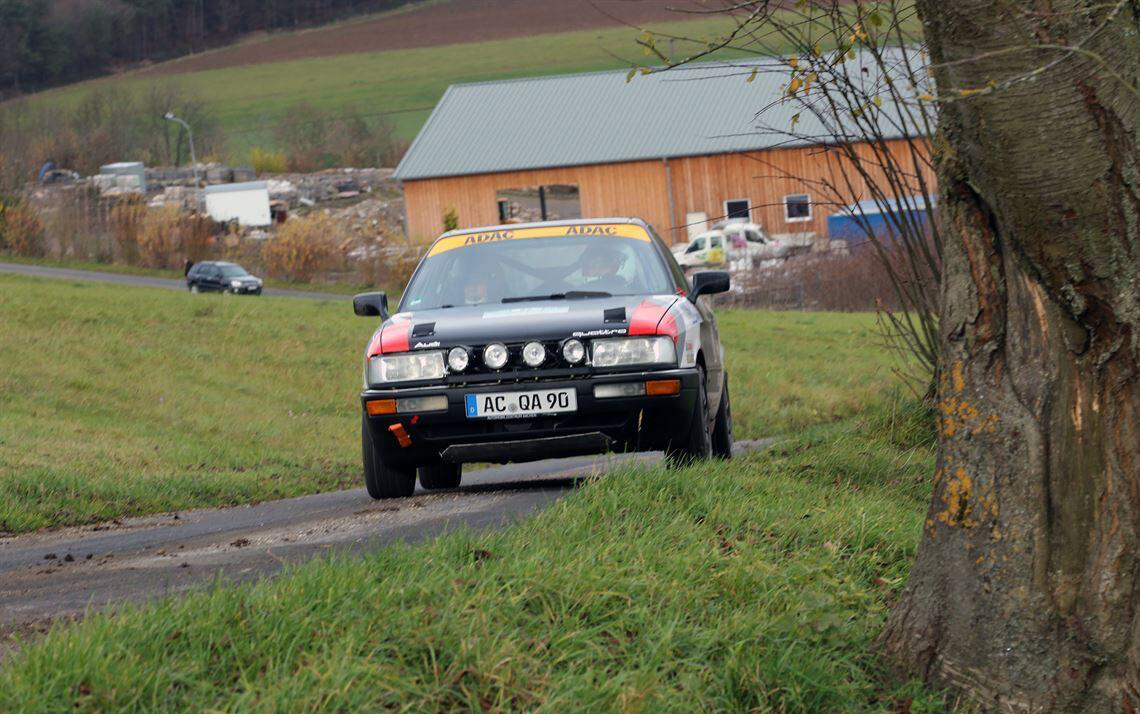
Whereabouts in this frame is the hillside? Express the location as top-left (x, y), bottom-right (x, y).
top-left (11, 12), bottom-right (748, 168)
top-left (144, 0), bottom-right (723, 75)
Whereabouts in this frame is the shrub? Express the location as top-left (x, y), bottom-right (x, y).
top-left (274, 103), bottom-right (407, 171)
top-left (110, 197), bottom-right (147, 264)
top-left (135, 206), bottom-right (217, 269)
top-left (0, 200), bottom-right (45, 257)
top-left (262, 213), bottom-right (341, 282)
top-left (442, 206), bottom-right (459, 232)
top-left (248, 147), bottom-right (287, 174)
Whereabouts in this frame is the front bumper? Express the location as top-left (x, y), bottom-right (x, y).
top-left (361, 367), bottom-right (700, 466)
top-left (230, 284), bottom-right (262, 295)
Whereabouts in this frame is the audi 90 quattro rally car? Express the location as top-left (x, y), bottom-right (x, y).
top-left (352, 217), bottom-right (733, 498)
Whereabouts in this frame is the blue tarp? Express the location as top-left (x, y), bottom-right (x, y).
top-left (827, 195), bottom-right (935, 242)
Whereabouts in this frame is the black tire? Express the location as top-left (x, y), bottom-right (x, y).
top-left (666, 367), bottom-right (713, 467)
top-left (711, 373), bottom-right (734, 459)
top-left (418, 462), bottom-right (462, 490)
top-left (361, 414), bottom-right (416, 499)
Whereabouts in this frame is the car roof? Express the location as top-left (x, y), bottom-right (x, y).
top-left (691, 229), bottom-right (726, 240)
top-left (720, 222), bottom-right (762, 232)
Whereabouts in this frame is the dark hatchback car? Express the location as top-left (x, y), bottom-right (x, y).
top-left (352, 218), bottom-right (733, 499)
top-left (186, 261), bottom-right (264, 295)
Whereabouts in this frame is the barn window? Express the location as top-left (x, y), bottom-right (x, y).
top-left (784, 194), bottom-right (811, 222)
top-left (724, 199), bottom-right (751, 221)
top-left (495, 185), bottom-right (581, 222)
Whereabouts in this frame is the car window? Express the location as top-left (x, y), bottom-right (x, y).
top-left (218, 265), bottom-right (248, 278)
top-left (685, 237), bottom-right (706, 254)
top-left (746, 230), bottom-right (764, 243)
top-left (402, 232), bottom-right (675, 310)
top-left (710, 235), bottom-right (723, 248)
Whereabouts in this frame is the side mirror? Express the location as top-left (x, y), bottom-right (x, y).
top-left (353, 292), bottom-right (389, 319)
top-left (689, 271), bottom-right (730, 301)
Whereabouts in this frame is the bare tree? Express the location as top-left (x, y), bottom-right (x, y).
top-left (633, 0), bottom-right (942, 390)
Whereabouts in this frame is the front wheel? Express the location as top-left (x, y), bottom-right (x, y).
top-left (711, 374), bottom-right (734, 459)
top-left (362, 415), bottom-right (416, 499)
top-left (419, 462), bottom-right (462, 490)
top-left (666, 367), bottom-right (713, 467)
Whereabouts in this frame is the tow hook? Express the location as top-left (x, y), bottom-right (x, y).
top-left (388, 423), bottom-right (413, 448)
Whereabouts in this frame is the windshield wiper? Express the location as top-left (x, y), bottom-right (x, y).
top-left (501, 290), bottom-right (612, 303)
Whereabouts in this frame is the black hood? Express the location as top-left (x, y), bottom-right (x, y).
top-left (387, 295), bottom-right (677, 347)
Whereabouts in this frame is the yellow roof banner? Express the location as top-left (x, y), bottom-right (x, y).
top-left (427, 223), bottom-right (650, 257)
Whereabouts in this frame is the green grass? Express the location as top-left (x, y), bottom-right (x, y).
top-left (0, 399), bottom-right (946, 713)
top-left (25, 15), bottom-right (751, 158)
top-left (0, 255), bottom-right (379, 296)
top-left (0, 274), bottom-right (902, 534)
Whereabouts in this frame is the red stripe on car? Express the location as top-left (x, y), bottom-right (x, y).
top-left (628, 300), bottom-right (679, 342)
top-left (368, 317), bottom-right (412, 356)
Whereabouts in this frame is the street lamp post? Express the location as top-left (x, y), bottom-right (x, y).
top-left (163, 112), bottom-right (199, 187)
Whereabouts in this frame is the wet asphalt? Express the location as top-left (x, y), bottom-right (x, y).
top-left (0, 442), bottom-right (772, 638)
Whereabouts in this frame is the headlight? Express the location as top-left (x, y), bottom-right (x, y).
top-left (231, 279), bottom-right (242, 288)
top-left (483, 343), bottom-right (509, 370)
top-left (562, 338), bottom-right (585, 364)
top-left (591, 336), bottom-right (675, 368)
top-left (367, 351), bottom-right (445, 384)
top-left (522, 341), bottom-right (545, 367)
top-left (447, 346), bottom-right (470, 372)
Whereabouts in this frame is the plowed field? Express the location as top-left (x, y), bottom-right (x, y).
top-left (147, 0), bottom-right (706, 75)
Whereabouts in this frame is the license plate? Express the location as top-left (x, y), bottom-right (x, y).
top-left (465, 388), bottom-right (577, 419)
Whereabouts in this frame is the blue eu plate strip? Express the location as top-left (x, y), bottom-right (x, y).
top-left (465, 394), bottom-right (478, 417)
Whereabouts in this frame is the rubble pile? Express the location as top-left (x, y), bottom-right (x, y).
top-left (145, 164), bottom-right (256, 188)
top-left (147, 186), bottom-right (200, 210)
top-left (264, 168), bottom-right (398, 208)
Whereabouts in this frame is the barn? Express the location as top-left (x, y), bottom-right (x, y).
top-left (395, 54), bottom-right (931, 246)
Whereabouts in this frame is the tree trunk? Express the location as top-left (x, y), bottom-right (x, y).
top-left (880, 2), bottom-right (1140, 712)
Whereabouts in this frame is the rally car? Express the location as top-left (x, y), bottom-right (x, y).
top-left (352, 217), bottom-right (733, 498)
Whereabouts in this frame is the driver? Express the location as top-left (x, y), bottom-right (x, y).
top-left (580, 244), bottom-right (629, 288)
top-left (461, 256), bottom-right (502, 304)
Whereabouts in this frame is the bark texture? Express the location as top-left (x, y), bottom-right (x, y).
top-left (879, 2), bottom-right (1140, 712)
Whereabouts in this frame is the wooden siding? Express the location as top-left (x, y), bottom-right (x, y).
top-left (402, 138), bottom-right (933, 245)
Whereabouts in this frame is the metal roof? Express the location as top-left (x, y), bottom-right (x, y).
top-left (201, 180), bottom-right (268, 194)
top-left (395, 47), bottom-right (926, 181)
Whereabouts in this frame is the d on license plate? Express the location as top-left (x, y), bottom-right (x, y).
top-left (465, 388), bottom-right (577, 418)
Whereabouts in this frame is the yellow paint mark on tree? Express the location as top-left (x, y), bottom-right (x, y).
top-left (936, 467), bottom-right (999, 529)
top-left (951, 360), bottom-right (965, 393)
top-left (937, 361), bottom-right (999, 437)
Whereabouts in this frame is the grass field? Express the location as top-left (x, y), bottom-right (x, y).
top-left (0, 255), bottom-right (374, 296)
top-left (0, 274), bottom-right (904, 534)
top-left (26, 15), bottom-right (750, 160)
top-left (0, 399), bottom-right (945, 713)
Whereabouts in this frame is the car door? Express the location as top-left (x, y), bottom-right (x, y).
top-left (690, 287), bottom-right (726, 418)
top-left (204, 266), bottom-right (223, 292)
top-left (707, 234), bottom-right (726, 266)
top-left (682, 236), bottom-right (707, 266)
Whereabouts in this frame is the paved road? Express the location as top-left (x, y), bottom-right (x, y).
top-left (0, 441), bottom-right (772, 639)
top-left (0, 261), bottom-right (346, 300)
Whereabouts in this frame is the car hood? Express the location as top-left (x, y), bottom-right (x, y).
top-left (370, 295), bottom-right (680, 353)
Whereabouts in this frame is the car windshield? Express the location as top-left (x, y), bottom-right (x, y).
top-left (401, 230), bottom-right (675, 310)
top-left (218, 265), bottom-right (249, 278)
